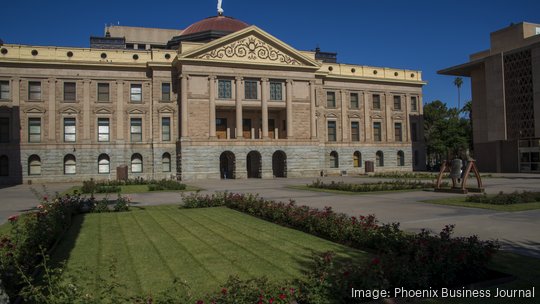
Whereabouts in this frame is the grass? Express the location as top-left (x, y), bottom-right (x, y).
top-left (288, 185), bottom-right (423, 195)
top-left (52, 206), bottom-right (368, 297)
top-left (422, 197), bottom-right (540, 212)
top-left (63, 184), bottom-right (202, 195)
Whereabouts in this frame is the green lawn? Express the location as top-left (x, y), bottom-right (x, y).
top-left (63, 184), bottom-right (202, 195)
top-left (53, 206), bottom-right (367, 297)
top-left (422, 197), bottom-right (540, 211)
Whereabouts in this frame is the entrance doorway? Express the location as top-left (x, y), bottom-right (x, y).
top-left (272, 150), bottom-right (287, 177)
top-left (219, 151), bottom-right (236, 179)
top-left (246, 151), bottom-right (262, 178)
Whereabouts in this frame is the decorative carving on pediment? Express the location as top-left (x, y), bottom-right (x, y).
top-left (60, 107), bottom-right (80, 115)
top-left (197, 36), bottom-right (302, 65)
top-left (127, 108), bottom-right (146, 115)
top-left (94, 108), bottom-right (113, 115)
top-left (325, 113), bottom-right (338, 118)
top-left (348, 113), bottom-right (361, 118)
top-left (158, 106), bottom-right (175, 114)
top-left (370, 114), bottom-right (383, 119)
top-left (24, 107), bottom-right (46, 114)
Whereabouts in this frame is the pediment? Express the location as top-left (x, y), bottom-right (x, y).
top-left (60, 106), bottom-right (80, 115)
top-left (24, 107), bottom-right (46, 114)
top-left (370, 114), bottom-right (383, 119)
top-left (392, 114), bottom-right (403, 120)
top-left (325, 113), bottom-right (338, 118)
top-left (158, 106), bottom-right (175, 114)
top-left (94, 107), bottom-right (113, 115)
top-left (179, 26), bottom-right (321, 69)
top-left (348, 113), bottom-right (361, 118)
top-left (127, 108), bottom-right (146, 115)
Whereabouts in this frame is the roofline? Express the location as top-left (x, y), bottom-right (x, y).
top-left (437, 58), bottom-right (484, 77)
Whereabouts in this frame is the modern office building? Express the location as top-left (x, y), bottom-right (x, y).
top-left (439, 22), bottom-right (540, 173)
top-left (0, 10), bottom-right (426, 184)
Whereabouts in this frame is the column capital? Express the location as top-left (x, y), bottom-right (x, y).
top-left (286, 79), bottom-right (294, 85)
top-left (260, 78), bottom-right (269, 83)
top-left (309, 80), bottom-right (316, 86)
top-left (208, 75), bottom-right (217, 81)
top-left (235, 76), bottom-right (243, 82)
top-left (180, 74), bottom-right (190, 80)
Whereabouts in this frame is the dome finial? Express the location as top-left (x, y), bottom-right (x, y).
top-left (217, 0), bottom-right (224, 16)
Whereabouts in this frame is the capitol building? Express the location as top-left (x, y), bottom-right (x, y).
top-left (0, 8), bottom-right (425, 183)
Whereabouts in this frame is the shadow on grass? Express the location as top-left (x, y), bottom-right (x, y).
top-left (50, 213), bottom-right (86, 267)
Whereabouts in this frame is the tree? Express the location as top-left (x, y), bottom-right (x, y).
top-left (453, 77), bottom-right (463, 111)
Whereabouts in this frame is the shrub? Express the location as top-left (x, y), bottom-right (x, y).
top-left (113, 194), bottom-right (130, 212)
top-left (148, 180), bottom-right (186, 191)
top-left (466, 191), bottom-right (540, 205)
top-left (308, 179), bottom-right (439, 192)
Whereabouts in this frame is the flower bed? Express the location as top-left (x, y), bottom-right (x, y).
top-left (466, 191), bottom-right (540, 205)
top-left (308, 178), bottom-right (440, 192)
top-left (81, 178), bottom-right (186, 193)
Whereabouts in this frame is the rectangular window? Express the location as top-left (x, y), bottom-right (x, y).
top-left (130, 84), bottom-right (142, 103)
top-left (327, 92), bottom-right (336, 108)
top-left (372, 94), bottom-right (380, 110)
top-left (0, 81), bottom-right (10, 100)
top-left (97, 83), bottom-right (110, 102)
top-left (64, 82), bottom-right (76, 101)
top-left (28, 118), bottom-right (41, 143)
top-left (244, 80), bottom-right (258, 99)
top-left (270, 82), bottom-right (282, 101)
top-left (216, 118), bottom-right (227, 139)
top-left (218, 79), bottom-right (232, 99)
top-left (327, 121), bottom-right (336, 142)
top-left (411, 96), bottom-right (418, 111)
top-left (351, 121), bottom-right (360, 141)
top-left (0, 118), bottom-right (9, 143)
top-left (411, 122), bottom-right (418, 142)
top-left (64, 118), bottom-right (76, 142)
top-left (162, 117), bottom-right (171, 141)
top-left (98, 118), bottom-right (110, 142)
top-left (395, 122), bottom-right (403, 142)
top-left (130, 118), bottom-right (142, 142)
top-left (393, 95), bottom-right (401, 110)
top-left (350, 93), bottom-right (359, 109)
top-left (161, 83), bottom-right (171, 101)
top-left (29, 81), bottom-right (41, 100)
top-left (373, 122), bottom-right (382, 142)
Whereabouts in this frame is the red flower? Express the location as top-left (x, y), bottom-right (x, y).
top-left (7, 214), bottom-right (19, 222)
top-left (43, 196), bottom-right (48, 201)
top-left (279, 293), bottom-right (286, 300)
top-left (269, 298), bottom-right (274, 304)
top-left (371, 257), bottom-right (381, 265)
top-left (196, 300), bottom-right (204, 304)
top-left (221, 288), bottom-right (227, 295)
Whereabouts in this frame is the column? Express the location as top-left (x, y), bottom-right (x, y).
top-left (404, 93), bottom-right (410, 142)
top-left (48, 78), bottom-right (56, 142)
top-left (209, 75), bottom-right (216, 138)
top-left (362, 91), bottom-right (370, 141)
top-left (261, 78), bottom-right (269, 139)
top-left (180, 75), bottom-right (188, 138)
top-left (235, 76), bottom-right (243, 139)
top-left (116, 81), bottom-right (124, 141)
top-left (341, 90), bottom-right (348, 141)
top-left (286, 79), bottom-right (293, 139)
top-left (83, 80), bottom-right (90, 141)
top-left (12, 78), bottom-right (20, 141)
top-left (310, 81), bottom-right (317, 139)
top-left (385, 92), bottom-right (392, 141)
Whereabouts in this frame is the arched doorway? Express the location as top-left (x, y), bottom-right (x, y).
top-left (246, 151), bottom-right (262, 178)
top-left (220, 151), bottom-right (236, 179)
top-left (272, 150), bottom-right (287, 178)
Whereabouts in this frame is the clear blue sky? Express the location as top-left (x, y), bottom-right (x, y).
top-left (2, 0), bottom-right (539, 108)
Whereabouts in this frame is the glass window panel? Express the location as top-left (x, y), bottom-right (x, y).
top-left (28, 118), bottom-right (41, 143)
top-left (373, 94), bottom-right (381, 110)
top-left (351, 122), bottom-right (360, 141)
top-left (97, 83), bottom-right (110, 102)
top-left (29, 82), bottom-right (41, 100)
top-left (327, 92), bottom-right (336, 108)
top-left (270, 82), bottom-right (282, 101)
top-left (130, 84), bottom-right (142, 103)
top-left (327, 121), bottom-right (336, 141)
top-left (98, 118), bottom-right (109, 142)
top-left (394, 95), bottom-right (401, 110)
top-left (0, 81), bottom-right (10, 99)
top-left (411, 96), bottom-right (418, 111)
top-left (373, 122), bottom-right (382, 141)
top-left (218, 80), bottom-right (232, 99)
top-left (395, 123), bottom-right (402, 142)
top-left (244, 80), bottom-right (258, 99)
top-left (162, 117), bottom-right (171, 141)
top-left (350, 93), bottom-right (359, 109)
top-left (161, 83), bottom-right (171, 101)
top-left (64, 82), bottom-right (76, 101)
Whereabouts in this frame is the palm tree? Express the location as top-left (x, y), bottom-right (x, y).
top-left (453, 77), bottom-right (463, 110)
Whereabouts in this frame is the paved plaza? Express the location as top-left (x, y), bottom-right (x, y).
top-left (1, 174), bottom-right (539, 257)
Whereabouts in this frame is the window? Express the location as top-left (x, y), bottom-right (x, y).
top-left (162, 117), bottom-right (171, 141)
top-left (0, 118), bottom-right (9, 143)
top-left (64, 118), bottom-right (76, 142)
top-left (29, 81), bottom-right (41, 100)
top-left (353, 151), bottom-right (362, 168)
top-left (373, 122), bottom-right (382, 142)
top-left (393, 95), bottom-right (401, 110)
top-left (98, 154), bottom-right (110, 174)
top-left (327, 121), bottom-right (336, 142)
top-left (397, 151), bottom-right (405, 166)
top-left (131, 153), bottom-right (143, 173)
top-left (64, 82), bottom-right (76, 101)
top-left (64, 154), bottom-right (76, 175)
top-left (162, 153), bottom-right (171, 172)
top-left (218, 80), bottom-right (232, 99)
top-left (270, 82), bottom-right (282, 101)
top-left (28, 118), bottom-right (41, 143)
top-left (372, 94), bottom-right (381, 110)
top-left (130, 118), bottom-right (142, 142)
top-left (98, 118), bottom-right (110, 142)
top-left (411, 96), bottom-right (418, 111)
top-left (244, 80), bottom-right (258, 99)
top-left (411, 122), bottom-right (418, 142)
top-left (376, 151), bottom-right (384, 167)
top-left (161, 83), bottom-right (171, 101)
top-left (0, 81), bottom-right (9, 100)
top-left (394, 123), bottom-right (403, 142)
top-left (28, 155), bottom-right (41, 175)
top-left (0, 155), bottom-right (8, 176)
top-left (327, 92), bottom-right (336, 108)
top-left (351, 122), bottom-right (360, 142)
top-left (350, 93), bottom-right (359, 109)
top-left (97, 83), bottom-right (110, 102)
top-left (130, 84), bottom-right (142, 103)
top-left (330, 151), bottom-right (339, 168)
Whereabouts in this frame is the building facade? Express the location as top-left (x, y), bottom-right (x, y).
top-left (0, 14), bottom-right (426, 184)
top-left (439, 22), bottom-right (540, 173)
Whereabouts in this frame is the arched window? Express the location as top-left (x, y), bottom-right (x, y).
top-left (162, 153), bottom-right (171, 172)
top-left (376, 151), bottom-right (384, 167)
top-left (0, 155), bottom-right (8, 176)
top-left (397, 151), bottom-right (405, 166)
top-left (131, 153), bottom-right (143, 173)
top-left (353, 151), bottom-right (362, 168)
top-left (330, 151), bottom-right (339, 168)
top-left (28, 155), bottom-right (41, 175)
top-left (64, 154), bottom-right (76, 175)
top-left (98, 154), bottom-right (110, 174)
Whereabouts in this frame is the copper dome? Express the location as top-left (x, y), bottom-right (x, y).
top-left (181, 16), bottom-right (249, 36)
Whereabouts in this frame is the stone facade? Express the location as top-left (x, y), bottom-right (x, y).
top-left (0, 21), bottom-right (425, 184)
